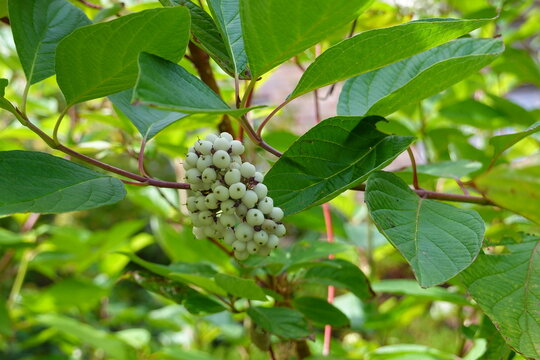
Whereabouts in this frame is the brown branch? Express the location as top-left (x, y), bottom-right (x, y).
top-left (208, 237), bottom-right (233, 256)
top-left (407, 147), bottom-right (420, 190)
top-left (76, 0), bottom-right (103, 9)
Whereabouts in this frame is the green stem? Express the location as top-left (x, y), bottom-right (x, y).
top-left (239, 79), bottom-right (257, 109)
top-left (20, 82), bottom-right (30, 115)
top-left (52, 107), bottom-right (69, 144)
top-left (8, 248), bottom-right (32, 308)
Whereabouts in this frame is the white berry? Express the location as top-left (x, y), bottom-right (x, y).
top-left (240, 162), bottom-right (256, 178)
top-left (246, 208), bottom-right (264, 226)
top-left (229, 182), bottom-right (246, 199)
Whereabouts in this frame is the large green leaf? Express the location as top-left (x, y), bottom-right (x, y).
top-left (265, 116), bottom-right (414, 215)
top-left (462, 236), bottom-right (540, 358)
top-left (208, 0), bottom-right (249, 76)
top-left (9, 0), bottom-right (91, 84)
top-left (303, 259), bottom-right (374, 300)
top-left (365, 171), bottom-right (484, 287)
top-left (290, 17), bottom-right (493, 99)
top-left (489, 121), bottom-right (540, 164)
top-left (292, 297), bottom-right (350, 327)
top-left (247, 307), bottom-right (310, 339)
top-left (109, 89), bottom-right (189, 139)
top-left (0, 151), bottom-right (126, 215)
top-left (56, 7), bottom-right (190, 105)
top-left (160, 0), bottom-right (237, 77)
top-left (475, 165), bottom-right (540, 224)
top-left (133, 53), bottom-right (259, 115)
top-left (338, 38), bottom-right (503, 116)
top-left (240, 0), bottom-right (371, 77)
top-left (214, 273), bottom-right (267, 300)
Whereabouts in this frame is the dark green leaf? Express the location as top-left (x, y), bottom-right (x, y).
top-left (160, 0), bottom-right (237, 77)
top-left (134, 53), bottom-right (260, 115)
top-left (109, 89), bottom-right (189, 139)
top-left (489, 121), bottom-right (540, 165)
top-left (0, 151), bottom-right (126, 215)
top-left (371, 279), bottom-right (471, 306)
top-left (240, 0), bottom-right (370, 77)
top-left (265, 116), bottom-right (414, 215)
top-left (440, 99), bottom-right (509, 129)
top-left (56, 7), bottom-right (190, 105)
top-left (475, 316), bottom-right (513, 360)
top-left (127, 270), bottom-right (193, 304)
top-left (338, 38), bottom-right (503, 116)
top-left (462, 236), bottom-right (540, 359)
top-left (9, 0), bottom-right (91, 84)
top-left (290, 17), bottom-right (493, 99)
top-left (293, 297), bottom-right (350, 327)
top-left (247, 307), bottom-right (310, 339)
top-left (214, 273), bottom-right (267, 300)
top-left (0, 78), bottom-right (7, 97)
top-left (183, 292), bottom-right (226, 314)
top-left (304, 259), bottom-right (374, 300)
top-left (0, 296), bottom-right (11, 337)
top-left (208, 0), bottom-right (249, 76)
top-left (366, 171), bottom-right (484, 287)
top-left (475, 165), bottom-right (540, 224)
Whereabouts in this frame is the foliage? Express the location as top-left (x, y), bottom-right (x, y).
top-left (0, 0), bottom-right (539, 359)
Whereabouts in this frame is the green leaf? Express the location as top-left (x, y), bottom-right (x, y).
top-left (0, 296), bottom-right (11, 337)
top-left (134, 52), bottom-right (260, 115)
top-left (304, 259), bottom-right (374, 300)
top-left (109, 89), bottom-right (189, 139)
top-left (37, 314), bottom-right (136, 360)
top-left (247, 307), bottom-right (310, 339)
top-left (214, 273), bottom-right (267, 300)
top-left (365, 171), bottom-right (484, 287)
top-left (371, 279), bottom-right (471, 306)
top-left (290, 17), bottom-right (493, 99)
top-left (413, 160), bottom-right (482, 179)
top-left (292, 297), bottom-right (350, 327)
top-left (338, 38), bottom-right (503, 116)
top-left (0, 79), bottom-right (11, 113)
top-left (489, 121), bottom-right (540, 164)
top-left (127, 270), bottom-right (193, 304)
top-left (207, 0), bottom-right (249, 76)
top-left (240, 0), bottom-right (371, 77)
top-left (475, 316), bottom-right (513, 360)
top-left (56, 7), bottom-right (190, 105)
top-left (462, 236), bottom-right (540, 359)
top-left (0, 151), bottom-right (126, 215)
top-left (0, 78), bottom-right (7, 97)
top-left (475, 165), bottom-right (540, 224)
top-left (265, 116), bottom-right (414, 215)
top-left (183, 292), bottom-right (226, 314)
top-left (367, 344), bottom-right (455, 360)
top-left (160, 0), bottom-right (237, 78)
top-left (9, 0), bottom-right (91, 84)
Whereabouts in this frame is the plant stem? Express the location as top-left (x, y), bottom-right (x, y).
top-left (20, 82), bottom-right (30, 115)
top-left (256, 99), bottom-right (291, 137)
top-left (239, 79), bottom-right (257, 109)
top-left (407, 147), bottom-right (420, 190)
top-left (138, 137), bottom-right (149, 177)
top-left (322, 204), bottom-right (335, 356)
top-left (52, 107), bottom-right (69, 144)
top-left (76, 0), bottom-right (103, 9)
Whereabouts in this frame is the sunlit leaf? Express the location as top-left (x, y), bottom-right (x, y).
top-left (247, 306), bottom-right (310, 339)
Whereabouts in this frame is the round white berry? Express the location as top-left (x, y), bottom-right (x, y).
top-left (242, 190), bottom-right (258, 208)
top-left (220, 214), bottom-right (237, 228)
top-left (234, 250), bottom-right (249, 260)
top-left (275, 223), bottom-right (286, 237)
top-left (195, 196), bottom-right (207, 211)
top-left (201, 167), bottom-right (217, 184)
top-left (229, 183), bottom-right (246, 199)
top-left (270, 207), bottom-right (284, 222)
top-left (230, 140), bottom-right (245, 155)
top-left (198, 211), bottom-right (214, 226)
top-left (246, 208), bottom-right (264, 226)
top-left (267, 234), bottom-right (279, 249)
top-left (224, 169), bottom-right (241, 185)
top-left (194, 140), bottom-right (213, 155)
top-left (220, 132), bottom-right (233, 141)
top-left (235, 203), bottom-right (248, 218)
top-left (204, 193), bottom-right (218, 209)
top-left (262, 219), bottom-right (277, 233)
top-left (240, 162), bottom-right (256, 178)
top-left (253, 183), bottom-right (268, 200)
top-left (213, 150), bottom-right (231, 169)
top-left (186, 197), bottom-right (198, 212)
top-left (257, 197), bottom-right (274, 214)
top-left (205, 134), bottom-right (218, 143)
top-left (223, 228), bottom-right (236, 245)
top-left (254, 230), bottom-right (268, 246)
top-left (183, 161), bottom-right (194, 171)
top-left (196, 155), bottom-right (213, 172)
top-left (235, 223), bottom-right (254, 242)
top-left (220, 199), bottom-right (236, 215)
top-left (190, 213), bottom-right (203, 227)
top-left (193, 227), bottom-right (205, 240)
top-left (232, 240), bottom-right (246, 252)
top-left (246, 241), bottom-right (259, 254)
top-left (204, 226), bottom-right (219, 238)
top-left (186, 152), bottom-right (199, 166)
top-left (254, 172), bottom-right (264, 183)
top-left (186, 168), bottom-right (201, 183)
top-left (213, 137), bottom-right (231, 151)
top-left (213, 185), bottom-right (229, 201)
top-left (258, 246), bottom-right (271, 256)
top-left (230, 158), bottom-right (242, 167)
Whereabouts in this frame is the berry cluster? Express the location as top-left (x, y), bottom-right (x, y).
top-left (183, 132), bottom-right (285, 260)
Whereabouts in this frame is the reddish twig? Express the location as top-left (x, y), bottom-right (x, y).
top-left (407, 147), bottom-right (420, 190)
top-left (138, 137), bottom-right (149, 177)
top-left (76, 0), bottom-right (103, 9)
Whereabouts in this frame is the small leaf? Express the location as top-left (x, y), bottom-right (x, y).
top-left (338, 38), bottom-right (503, 116)
top-left (56, 7), bottom-right (190, 105)
top-left (127, 270), bottom-right (193, 304)
top-left (489, 121), bottom-right (540, 165)
top-left (265, 116), bottom-right (414, 215)
top-left (9, 0), bottom-right (91, 84)
top-left (240, 0), bottom-right (371, 77)
top-left (371, 279), bottom-right (471, 306)
top-left (247, 307), bottom-right (310, 339)
top-left (293, 297), bottom-right (350, 327)
top-left (160, 0), bottom-right (238, 77)
top-left (290, 17), bottom-right (493, 99)
top-left (0, 151), bottom-right (126, 215)
top-left (109, 89), bottom-right (189, 139)
top-left (183, 292), bottom-right (226, 314)
top-left (462, 236), bottom-right (540, 359)
top-left (475, 165), bottom-right (540, 224)
top-left (214, 273), bottom-right (267, 300)
top-left (208, 0), bottom-right (249, 76)
top-left (303, 259), bottom-right (374, 300)
top-left (366, 171), bottom-right (484, 287)
top-left (133, 52), bottom-right (260, 115)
